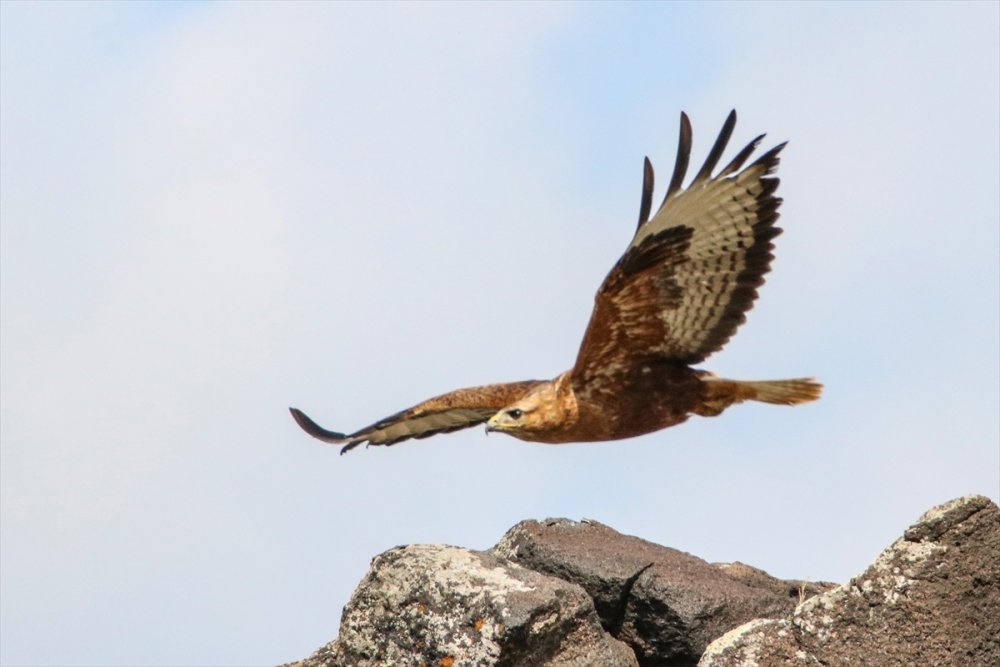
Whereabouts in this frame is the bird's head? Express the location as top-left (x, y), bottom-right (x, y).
top-left (485, 401), bottom-right (534, 437)
top-left (485, 374), bottom-right (576, 442)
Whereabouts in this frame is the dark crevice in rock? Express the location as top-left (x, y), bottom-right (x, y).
top-left (607, 562), bottom-right (654, 636)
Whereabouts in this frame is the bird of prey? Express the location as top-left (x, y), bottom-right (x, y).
top-left (290, 110), bottom-right (821, 454)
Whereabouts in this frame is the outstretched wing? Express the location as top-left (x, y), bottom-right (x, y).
top-left (290, 380), bottom-right (543, 454)
top-left (572, 110), bottom-right (784, 395)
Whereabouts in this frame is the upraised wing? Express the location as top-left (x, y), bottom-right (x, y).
top-left (290, 380), bottom-right (543, 454)
top-left (572, 110), bottom-right (785, 396)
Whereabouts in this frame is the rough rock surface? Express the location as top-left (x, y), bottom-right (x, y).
top-left (287, 544), bottom-right (636, 667)
top-left (284, 495), bottom-right (999, 667)
top-left (699, 494), bottom-right (1000, 667)
top-left (491, 518), bottom-right (829, 666)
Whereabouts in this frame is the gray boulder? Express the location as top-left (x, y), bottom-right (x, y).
top-left (699, 494), bottom-right (1000, 667)
top-left (287, 543), bottom-right (636, 667)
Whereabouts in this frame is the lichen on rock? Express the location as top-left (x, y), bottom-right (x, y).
top-left (699, 494), bottom-right (1000, 667)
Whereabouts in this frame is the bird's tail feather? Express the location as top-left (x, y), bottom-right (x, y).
top-left (737, 378), bottom-right (823, 405)
top-left (695, 376), bottom-right (822, 416)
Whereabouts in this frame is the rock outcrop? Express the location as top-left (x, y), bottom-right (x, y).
top-left (285, 495), bottom-right (999, 667)
top-left (491, 518), bottom-right (829, 666)
top-left (699, 494), bottom-right (1000, 667)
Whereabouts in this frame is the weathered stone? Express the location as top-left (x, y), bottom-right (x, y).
top-left (711, 562), bottom-right (835, 604)
top-left (284, 496), bottom-right (998, 667)
top-left (285, 638), bottom-right (340, 667)
top-left (491, 519), bottom-right (822, 666)
top-left (698, 619), bottom-right (810, 666)
top-left (699, 495), bottom-right (1000, 667)
top-left (286, 543), bottom-right (636, 667)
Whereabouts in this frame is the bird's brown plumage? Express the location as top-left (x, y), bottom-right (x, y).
top-left (290, 111), bottom-right (821, 454)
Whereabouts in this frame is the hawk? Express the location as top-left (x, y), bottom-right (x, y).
top-left (291, 111), bottom-right (821, 454)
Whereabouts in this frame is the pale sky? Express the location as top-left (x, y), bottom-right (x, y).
top-left (2, 2), bottom-right (998, 666)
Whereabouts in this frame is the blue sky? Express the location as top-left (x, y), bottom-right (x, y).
top-left (2, 2), bottom-right (997, 666)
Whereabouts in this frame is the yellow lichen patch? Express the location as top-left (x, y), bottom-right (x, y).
top-left (474, 618), bottom-right (485, 632)
top-left (440, 656), bottom-right (455, 667)
top-left (417, 602), bottom-right (426, 613)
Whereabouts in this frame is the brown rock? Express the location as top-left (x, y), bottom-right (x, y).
top-left (699, 494), bottom-right (1000, 667)
top-left (711, 562), bottom-right (835, 603)
top-left (491, 518), bottom-right (821, 666)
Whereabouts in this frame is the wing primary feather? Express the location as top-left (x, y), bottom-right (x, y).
top-left (748, 141), bottom-right (787, 174)
top-left (663, 112), bottom-right (692, 205)
top-left (288, 407), bottom-right (357, 452)
top-left (690, 109), bottom-right (737, 185)
top-left (718, 133), bottom-right (765, 177)
top-left (636, 156), bottom-right (654, 230)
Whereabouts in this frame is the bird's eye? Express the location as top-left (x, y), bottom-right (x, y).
top-left (507, 409), bottom-right (523, 419)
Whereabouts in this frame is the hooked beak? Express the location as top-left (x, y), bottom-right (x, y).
top-left (485, 414), bottom-right (504, 434)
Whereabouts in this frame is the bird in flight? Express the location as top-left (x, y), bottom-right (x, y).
top-left (290, 110), bottom-right (821, 454)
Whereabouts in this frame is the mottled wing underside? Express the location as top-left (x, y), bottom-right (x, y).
top-left (573, 110), bottom-right (785, 396)
top-left (290, 380), bottom-right (543, 453)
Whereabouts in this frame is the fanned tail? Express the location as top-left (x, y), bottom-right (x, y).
top-left (739, 378), bottom-right (823, 405)
top-left (695, 376), bottom-right (822, 416)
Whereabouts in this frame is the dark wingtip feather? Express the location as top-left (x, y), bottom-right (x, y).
top-left (636, 156), bottom-right (655, 230)
top-left (289, 407), bottom-right (350, 444)
top-left (663, 112), bottom-right (693, 204)
top-left (340, 440), bottom-right (363, 455)
top-left (718, 133), bottom-right (765, 177)
top-left (691, 109), bottom-right (737, 185)
top-left (751, 141), bottom-right (787, 175)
